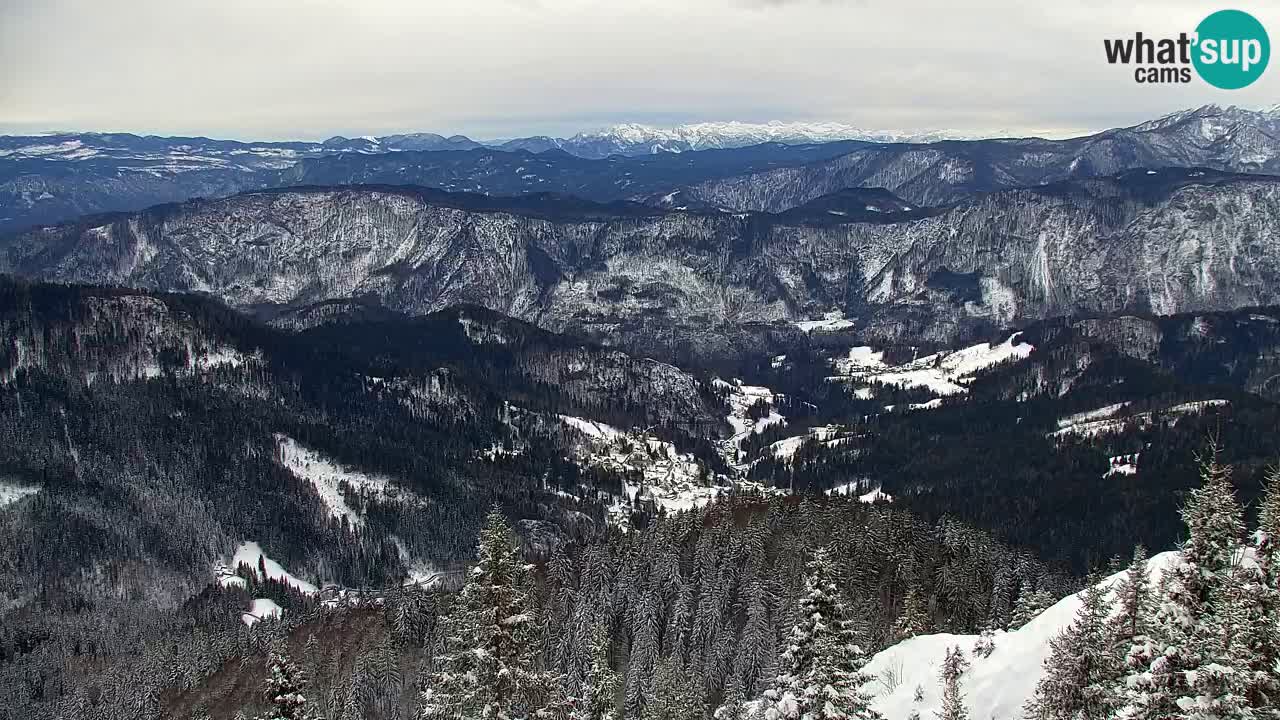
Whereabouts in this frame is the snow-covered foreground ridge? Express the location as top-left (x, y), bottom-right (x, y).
top-left (862, 551), bottom-right (1179, 720)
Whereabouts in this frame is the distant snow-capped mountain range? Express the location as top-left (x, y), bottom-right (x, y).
top-left (514, 120), bottom-right (1005, 156)
top-left (5, 104), bottom-right (1276, 165)
top-left (3, 103), bottom-right (1280, 234)
top-left (0, 121), bottom-right (996, 166)
top-left (0, 119), bottom-right (1029, 165)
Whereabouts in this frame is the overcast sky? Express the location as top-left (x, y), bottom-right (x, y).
top-left (1, 0), bottom-right (1278, 140)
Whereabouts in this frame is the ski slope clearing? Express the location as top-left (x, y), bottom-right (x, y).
top-left (1050, 399), bottom-right (1230, 439)
top-left (769, 425), bottom-right (855, 461)
top-left (215, 540), bottom-right (318, 595)
top-left (241, 598), bottom-right (282, 627)
top-left (833, 334), bottom-right (1034, 397)
top-left (274, 434), bottom-right (396, 526)
top-left (827, 482), bottom-right (893, 503)
top-left (1056, 402), bottom-right (1129, 429)
top-left (862, 551), bottom-right (1179, 720)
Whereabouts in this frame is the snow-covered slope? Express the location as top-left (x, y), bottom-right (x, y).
top-left (556, 413), bottom-right (778, 526)
top-left (215, 541), bottom-right (319, 596)
top-left (274, 434), bottom-right (395, 527)
top-left (1050, 399), bottom-right (1230, 439)
top-left (862, 551), bottom-right (1180, 720)
top-left (833, 333), bottom-right (1035, 397)
top-left (560, 121), bottom-right (988, 158)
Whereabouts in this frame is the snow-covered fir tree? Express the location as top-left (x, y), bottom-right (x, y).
top-left (971, 629), bottom-right (995, 660)
top-left (1023, 577), bottom-right (1114, 720)
top-left (570, 618), bottom-right (619, 720)
top-left (1247, 466), bottom-right (1280, 708)
top-left (934, 647), bottom-right (968, 720)
top-left (1008, 590), bottom-right (1056, 632)
top-left (644, 656), bottom-right (705, 720)
top-left (893, 586), bottom-right (931, 641)
top-left (256, 650), bottom-right (316, 720)
top-left (1107, 546), bottom-right (1157, 713)
top-left (1117, 447), bottom-right (1248, 719)
top-left (1110, 546), bottom-right (1154, 651)
top-left (419, 508), bottom-right (560, 720)
top-left (756, 546), bottom-right (882, 720)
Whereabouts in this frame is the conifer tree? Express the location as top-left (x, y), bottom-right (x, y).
top-left (1248, 465), bottom-right (1280, 708)
top-left (644, 656), bottom-right (705, 720)
top-left (1023, 578), bottom-right (1113, 720)
top-left (1119, 446), bottom-right (1246, 719)
top-left (419, 508), bottom-right (558, 720)
top-left (570, 619), bottom-right (619, 720)
top-left (893, 586), bottom-right (931, 641)
top-left (1187, 562), bottom-right (1266, 719)
top-left (257, 650), bottom-right (316, 720)
top-left (1110, 546), bottom-right (1153, 649)
top-left (934, 647), bottom-right (968, 720)
top-left (971, 629), bottom-right (995, 660)
top-left (1106, 546), bottom-right (1156, 713)
top-left (758, 546), bottom-right (882, 720)
top-left (1007, 589), bottom-right (1055, 632)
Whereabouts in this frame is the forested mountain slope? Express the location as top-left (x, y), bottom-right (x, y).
top-left (4, 169), bottom-right (1280, 358)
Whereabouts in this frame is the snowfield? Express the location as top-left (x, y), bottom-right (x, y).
top-left (827, 482), bottom-right (893, 503)
top-left (833, 334), bottom-right (1034, 398)
top-left (1056, 402), bottom-right (1129, 429)
top-left (216, 541), bottom-right (318, 595)
top-left (0, 479), bottom-right (40, 508)
top-left (241, 598), bottom-right (283, 627)
top-left (769, 425), bottom-right (854, 461)
top-left (275, 434), bottom-right (396, 527)
top-left (795, 310), bottom-right (856, 334)
top-left (862, 551), bottom-right (1179, 720)
top-left (1051, 399), bottom-right (1230, 439)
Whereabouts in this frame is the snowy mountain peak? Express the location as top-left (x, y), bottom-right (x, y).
top-left (568, 120), bottom-right (986, 152)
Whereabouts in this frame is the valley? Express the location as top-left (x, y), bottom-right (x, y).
top-left (3, 101), bottom-right (1280, 720)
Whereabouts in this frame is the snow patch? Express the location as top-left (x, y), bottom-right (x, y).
top-left (827, 481), bottom-right (893, 503)
top-left (863, 551), bottom-right (1180, 720)
top-left (559, 415), bottom-right (624, 441)
top-left (0, 479), bottom-right (40, 508)
top-left (458, 315), bottom-right (509, 345)
top-left (795, 311), bottom-right (856, 334)
top-left (275, 434), bottom-right (393, 527)
top-left (242, 598), bottom-right (282, 627)
top-left (1056, 402), bottom-right (1129, 429)
top-left (834, 334), bottom-right (1034, 398)
top-left (217, 541), bottom-right (318, 595)
top-left (1051, 399), bottom-right (1229, 439)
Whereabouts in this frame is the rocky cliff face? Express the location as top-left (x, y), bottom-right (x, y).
top-left (4, 169), bottom-right (1279, 349)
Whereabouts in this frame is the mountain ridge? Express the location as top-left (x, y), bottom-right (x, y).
top-left (4, 167), bottom-right (1280, 358)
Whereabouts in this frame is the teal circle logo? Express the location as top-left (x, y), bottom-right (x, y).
top-left (1193, 10), bottom-right (1270, 89)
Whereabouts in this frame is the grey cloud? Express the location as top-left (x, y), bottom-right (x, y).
top-left (0, 0), bottom-right (1277, 140)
